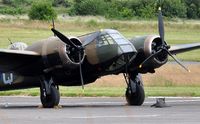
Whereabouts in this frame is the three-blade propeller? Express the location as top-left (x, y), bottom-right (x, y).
top-left (140, 7), bottom-right (190, 72)
top-left (51, 28), bottom-right (95, 89)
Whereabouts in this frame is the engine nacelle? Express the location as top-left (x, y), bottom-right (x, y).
top-left (26, 36), bottom-right (85, 72)
top-left (57, 36), bottom-right (85, 69)
top-left (130, 35), bottom-right (168, 72)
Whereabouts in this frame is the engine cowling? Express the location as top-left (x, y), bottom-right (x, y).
top-left (130, 35), bottom-right (168, 72)
top-left (64, 37), bottom-right (85, 67)
top-left (26, 36), bottom-right (85, 72)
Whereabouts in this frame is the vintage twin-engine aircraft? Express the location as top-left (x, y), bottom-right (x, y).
top-left (0, 8), bottom-right (200, 108)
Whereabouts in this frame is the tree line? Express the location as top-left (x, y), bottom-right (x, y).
top-left (1, 0), bottom-right (200, 20)
top-left (70, 0), bottom-right (200, 19)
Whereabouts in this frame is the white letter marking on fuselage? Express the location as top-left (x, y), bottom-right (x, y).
top-left (2, 73), bottom-right (13, 85)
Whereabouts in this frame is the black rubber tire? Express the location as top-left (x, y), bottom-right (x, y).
top-left (125, 84), bottom-right (145, 106)
top-left (40, 86), bottom-right (60, 108)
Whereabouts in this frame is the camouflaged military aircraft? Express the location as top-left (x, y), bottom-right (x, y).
top-left (0, 8), bottom-right (200, 108)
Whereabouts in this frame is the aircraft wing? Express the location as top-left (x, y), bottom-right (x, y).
top-left (169, 42), bottom-right (200, 54)
top-left (0, 49), bottom-right (41, 73)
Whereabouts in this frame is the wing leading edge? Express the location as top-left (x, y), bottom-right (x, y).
top-left (169, 42), bottom-right (200, 54)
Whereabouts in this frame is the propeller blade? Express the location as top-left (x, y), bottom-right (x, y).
top-left (79, 52), bottom-right (84, 90)
top-left (51, 28), bottom-right (78, 49)
top-left (163, 49), bottom-right (190, 72)
top-left (158, 7), bottom-right (165, 44)
top-left (139, 49), bottom-right (163, 68)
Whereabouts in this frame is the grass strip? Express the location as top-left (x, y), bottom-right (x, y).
top-left (1, 86), bottom-right (200, 97)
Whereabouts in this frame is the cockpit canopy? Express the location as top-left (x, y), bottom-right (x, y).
top-left (97, 29), bottom-right (136, 53)
top-left (80, 29), bottom-right (137, 72)
top-left (80, 29), bottom-right (136, 54)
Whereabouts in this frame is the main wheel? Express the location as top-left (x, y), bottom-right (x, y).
top-left (126, 84), bottom-right (145, 105)
top-left (125, 75), bottom-right (145, 106)
top-left (40, 85), bottom-right (60, 108)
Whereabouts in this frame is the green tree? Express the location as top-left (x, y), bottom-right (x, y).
top-left (106, 1), bottom-right (133, 19)
top-left (185, 0), bottom-right (200, 19)
top-left (69, 0), bottom-right (108, 16)
top-left (127, 0), bottom-right (156, 19)
top-left (52, 0), bottom-right (71, 7)
top-left (2, 0), bottom-right (33, 7)
top-left (2, 0), bottom-right (12, 4)
top-left (28, 1), bottom-right (57, 20)
top-left (159, 0), bottom-right (187, 18)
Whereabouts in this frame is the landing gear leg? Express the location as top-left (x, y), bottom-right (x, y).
top-left (40, 77), bottom-right (60, 108)
top-left (125, 74), bottom-right (145, 106)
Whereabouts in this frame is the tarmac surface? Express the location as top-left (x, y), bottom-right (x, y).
top-left (0, 97), bottom-right (200, 124)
